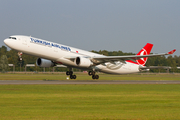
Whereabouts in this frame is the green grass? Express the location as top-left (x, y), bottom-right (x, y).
top-left (0, 73), bottom-right (180, 80)
top-left (0, 84), bottom-right (180, 120)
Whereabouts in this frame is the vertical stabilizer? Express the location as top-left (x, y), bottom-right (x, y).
top-left (127, 43), bottom-right (153, 66)
top-left (136, 43), bottom-right (153, 66)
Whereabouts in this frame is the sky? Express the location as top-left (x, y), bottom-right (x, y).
top-left (0, 0), bottom-right (180, 55)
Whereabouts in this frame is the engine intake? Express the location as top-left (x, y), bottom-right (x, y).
top-left (75, 57), bottom-right (93, 68)
top-left (36, 58), bottom-right (55, 67)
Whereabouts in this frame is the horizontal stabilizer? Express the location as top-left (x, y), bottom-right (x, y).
top-left (167, 49), bottom-right (176, 55)
top-left (139, 66), bottom-right (171, 70)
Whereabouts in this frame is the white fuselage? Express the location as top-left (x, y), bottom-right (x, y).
top-left (4, 35), bottom-right (140, 74)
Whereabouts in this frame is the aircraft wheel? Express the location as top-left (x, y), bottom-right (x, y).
top-left (92, 75), bottom-right (96, 79)
top-left (66, 71), bottom-right (70, 75)
top-left (95, 75), bottom-right (99, 79)
top-left (70, 75), bottom-right (76, 79)
top-left (73, 75), bottom-right (76, 79)
top-left (92, 75), bottom-right (99, 79)
top-left (88, 71), bottom-right (92, 76)
top-left (70, 75), bottom-right (73, 79)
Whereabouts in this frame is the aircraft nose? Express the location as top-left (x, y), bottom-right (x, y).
top-left (4, 38), bottom-right (16, 49)
top-left (4, 39), bottom-right (12, 47)
top-left (4, 39), bottom-right (9, 45)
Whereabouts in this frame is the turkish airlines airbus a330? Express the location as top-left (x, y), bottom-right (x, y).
top-left (4, 35), bottom-right (176, 79)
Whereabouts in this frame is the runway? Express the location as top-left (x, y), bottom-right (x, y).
top-left (0, 80), bottom-right (180, 85)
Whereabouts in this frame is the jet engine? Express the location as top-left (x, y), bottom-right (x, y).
top-left (75, 57), bottom-right (93, 68)
top-left (36, 58), bottom-right (55, 67)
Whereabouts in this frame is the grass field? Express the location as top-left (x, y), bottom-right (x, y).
top-left (0, 73), bottom-right (180, 80)
top-left (0, 84), bottom-right (180, 120)
top-left (0, 73), bottom-right (180, 119)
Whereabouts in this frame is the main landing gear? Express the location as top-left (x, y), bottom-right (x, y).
top-left (88, 71), bottom-right (99, 79)
top-left (66, 68), bottom-right (98, 80)
top-left (66, 71), bottom-right (77, 79)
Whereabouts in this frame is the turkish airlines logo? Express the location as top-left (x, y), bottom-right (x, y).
top-left (136, 48), bottom-right (148, 66)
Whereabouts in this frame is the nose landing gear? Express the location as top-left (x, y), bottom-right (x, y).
top-left (18, 52), bottom-right (23, 61)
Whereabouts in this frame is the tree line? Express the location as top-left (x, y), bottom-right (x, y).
top-left (0, 46), bottom-right (179, 73)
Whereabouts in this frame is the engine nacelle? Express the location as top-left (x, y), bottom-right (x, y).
top-left (75, 57), bottom-right (93, 68)
top-left (36, 58), bottom-right (55, 67)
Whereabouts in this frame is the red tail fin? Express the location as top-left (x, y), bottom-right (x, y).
top-left (136, 43), bottom-right (153, 66)
top-left (126, 43), bottom-right (153, 66)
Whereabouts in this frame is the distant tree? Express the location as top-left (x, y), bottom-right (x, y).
top-left (0, 55), bottom-right (8, 72)
top-left (0, 46), bottom-right (7, 57)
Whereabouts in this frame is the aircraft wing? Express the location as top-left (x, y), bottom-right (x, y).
top-left (91, 49), bottom-right (176, 64)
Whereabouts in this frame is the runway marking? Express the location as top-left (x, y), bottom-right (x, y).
top-left (0, 80), bottom-right (180, 85)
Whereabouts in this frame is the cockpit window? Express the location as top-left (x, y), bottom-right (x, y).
top-left (9, 37), bottom-right (16, 40)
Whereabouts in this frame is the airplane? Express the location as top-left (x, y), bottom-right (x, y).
top-left (4, 35), bottom-right (176, 79)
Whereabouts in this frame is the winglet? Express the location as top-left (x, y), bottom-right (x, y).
top-left (167, 49), bottom-right (176, 54)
